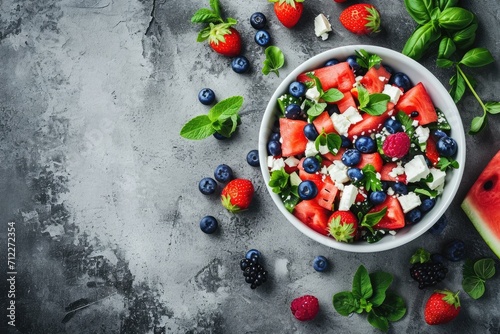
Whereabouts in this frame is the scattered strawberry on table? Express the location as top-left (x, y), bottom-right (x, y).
top-left (269, 0), bottom-right (304, 28)
top-left (221, 178), bottom-right (255, 212)
top-left (339, 4), bottom-right (381, 35)
top-left (424, 290), bottom-right (461, 325)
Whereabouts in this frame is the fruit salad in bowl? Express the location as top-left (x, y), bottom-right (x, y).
top-left (259, 45), bottom-right (466, 252)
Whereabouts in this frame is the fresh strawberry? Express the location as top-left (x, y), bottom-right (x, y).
top-left (269, 0), bottom-right (304, 28)
top-left (327, 210), bottom-right (358, 242)
top-left (221, 179), bottom-right (254, 212)
top-left (339, 4), bottom-right (381, 35)
top-left (208, 25), bottom-right (242, 57)
top-left (290, 295), bottom-right (319, 321)
top-left (424, 290), bottom-right (461, 325)
top-left (382, 132), bottom-right (411, 159)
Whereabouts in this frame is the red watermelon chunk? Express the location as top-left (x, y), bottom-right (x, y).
top-left (293, 199), bottom-right (330, 235)
top-left (372, 196), bottom-right (405, 230)
top-left (380, 162), bottom-right (407, 183)
top-left (316, 178), bottom-right (338, 211)
top-left (360, 66), bottom-right (392, 94)
top-left (313, 111), bottom-right (336, 134)
top-left (335, 91), bottom-right (357, 113)
top-left (357, 152), bottom-right (383, 172)
top-left (462, 150), bottom-right (500, 259)
top-left (347, 107), bottom-right (394, 139)
top-left (297, 62), bottom-right (355, 93)
top-left (396, 82), bottom-right (438, 125)
top-left (279, 118), bottom-right (308, 157)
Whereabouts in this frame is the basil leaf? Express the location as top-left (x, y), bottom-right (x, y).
top-left (208, 96), bottom-right (244, 121)
top-left (402, 21), bottom-right (441, 60)
top-left (438, 7), bottom-right (475, 30)
top-left (180, 115), bottom-right (215, 140)
top-left (437, 58), bottom-right (454, 68)
top-left (307, 102), bottom-right (327, 117)
top-left (375, 292), bottom-right (407, 322)
top-left (333, 291), bottom-right (358, 316)
top-left (463, 276), bottom-right (485, 299)
top-left (404, 0), bottom-right (435, 25)
top-left (460, 47), bottom-right (495, 68)
top-left (474, 258), bottom-right (496, 280)
top-left (191, 8), bottom-right (221, 24)
top-left (369, 271), bottom-right (393, 307)
top-left (361, 207), bottom-right (387, 232)
top-left (209, 0), bottom-right (221, 17)
top-left (357, 85), bottom-right (370, 108)
top-left (469, 114), bottom-right (487, 134)
top-left (485, 102), bottom-right (500, 115)
top-left (322, 88), bottom-right (344, 103)
top-left (367, 311), bottom-right (389, 332)
top-left (449, 71), bottom-right (465, 103)
top-left (452, 21), bottom-right (478, 50)
top-left (262, 46), bottom-right (285, 76)
top-left (438, 37), bottom-right (456, 59)
top-left (352, 265), bottom-right (373, 300)
top-left (326, 133), bottom-right (342, 153)
top-left (438, 0), bottom-right (459, 11)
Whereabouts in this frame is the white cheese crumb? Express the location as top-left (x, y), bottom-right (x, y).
top-left (330, 112), bottom-right (351, 136)
top-left (305, 141), bottom-right (319, 157)
top-left (338, 184), bottom-right (358, 211)
top-left (314, 14), bottom-right (332, 40)
top-left (404, 155), bottom-right (430, 182)
top-left (306, 86), bottom-right (321, 102)
top-left (284, 156), bottom-right (300, 167)
top-left (427, 168), bottom-right (447, 190)
top-left (343, 106), bottom-right (363, 124)
top-left (398, 192), bottom-right (422, 213)
top-left (382, 84), bottom-right (402, 104)
top-left (415, 126), bottom-right (430, 144)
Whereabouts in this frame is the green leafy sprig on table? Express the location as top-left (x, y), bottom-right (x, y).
top-left (462, 258), bottom-right (496, 299)
top-left (180, 96), bottom-right (243, 140)
top-left (402, 0), bottom-right (499, 134)
top-left (262, 46), bottom-right (285, 77)
top-left (333, 265), bottom-right (407, 332)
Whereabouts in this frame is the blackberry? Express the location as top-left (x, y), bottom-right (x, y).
top-left (410, 261), bottom-right (448, 289)
top-left (239, 252), bottom-right (268, 289)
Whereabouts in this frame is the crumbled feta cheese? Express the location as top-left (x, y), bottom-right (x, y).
top-left (404, 155), bottom-right (430, 182)
top-left (343, 106), bottom-right (363, 124)
top-left (415, 125), bottom-right (430, 144)
top-left (284, 156), bottom-right (300, 167)
top-left (335, 181), bottom-right (345, 191)
top-left (306, 86), bottom-right (321, 102)
top-left (271, 157), bottom-right (285, 171)
top-left (338, 184), bottom-right (358, 211)
top-left (314, 14), bottom-right (332, 40)
top-left (387, 187), bottom-right (395, 196)
top-left (290, 172), bottom-right (302, 186)
top-left (318, 144), bottom-right (330, 155)
top-left (305, 141), bottom-right (319, 157)
top-left (388, 162), bottom-right (405, 178)
top-left (267, 156), bottom-right (274, 169)
top-left (379, 76), bottom-right (388, 83)
top-left (388, 230), bottom-right (397, 236)
top-left (398, 192), bottom-right (422, 213)
top-left (382, 84), bottom-right (402, 104)
top-left (412, 120), bottom-right (419, 127)
top-left (330, 112), bottom-right (351, 136)
top-left (427, 167), bottom-right (447, 190)
top-left (355, 76), bottom-right (363, 83)
top-left (327, 160), bottom-right (349, 184)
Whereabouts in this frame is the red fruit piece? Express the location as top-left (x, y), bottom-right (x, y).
top-left (293, 200), bottom-right (330, 235)
top-left (339, 4), bottom-right (381, 35)
top-left (280, 118), bottom-right (309, 157)
top-left (221, 179), bottom-right (254, 213)
top-left (336, 91), bottom-right (357, 113)
top-left (424, 290), bottom-right (461, 325)
top-left (425, 136), bottom-right (440, 166)
top-left (313, 111), bottom-right (336, 134)
top-left (271, 0), bottom-right (304, 28)
top-left (327, 210), bottom-right (358, 242)
top-left (360, 66), bottom-right (392, 94)
top-left (297, 62), bottom-right (355, 93)
top-left (316, 180), bottom-right (338, 211)
top-left (382, 132), bottom-right (411, 159)
top-left (290, 295), bottom-right (319, 321)
top-left (396, 82), bottom-right (438, 125)
top-left (208, 26), bottom-right (242, 57)
top-left (356, 152), bottom-right (383, 172)
top-left (380, 162), bottom-right (407, 183)
top-left (372, 196), bottom-right (405, 230)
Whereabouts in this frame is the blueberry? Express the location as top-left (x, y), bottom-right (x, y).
top-left (198, 177), bottom-right (218, 195)
top-left (341, 149), bottom-right (361, 166)
top-left (389, 72), bottom-right (412, 92)
top-left (270, 132), bottom-right (281, 142)
top-left (392, 182), bottom-right (408, 195)
top-left (406, 208), bottom-right (422, 225)
top-left (198, 88), bottom-right (216, 105)
top-left (213, 132), bottom-right (228, 140)
top-left (250, 12), bottom-right (267, 29)
top-left (347, 167), bottom-right (364, 182)
top-left (254, 30), bottom-right (271, 46)
top-left (245, 249), bottom-right (262, 260)
top-left (288, 81), bottom-right (307, 98)
top-left (313, 255), bottom-right (329, 272)
top-left (443, 239), bottom-right (466, 261)
top-left (383, 64), bottom-right (394, 75)
top-left (303, 123), bottom-right (319, 141)
top-left (369, 191), bottom-right (387, 205)
top-left (433, 129), bottom-right (448, 139)
top-left (200, 216), bottom-right (218, 234)
top-left (298, 180), bottom-right (318, 200)
top-left (231, 56), bottom-right (250, 73)
top-left (324, 58), bottom-right (340, 66)
top-left (214, 164), bottom-right (234, 183)
top-left (340, 135), bottom-right (352, 148)
top-left (302, 156), bottom-right (321, 174)
top-left (436, 137), bottom-right (458, 157)
top-left (346, 55), bottom-right (365, 75)
top-left (267, 140), bottom-right (282, 156)
top-left (428, 215), bottom-right (448, 235)
top-left (383, 118), bottom-right (403, 134)
top-left (285, 103), bottom-right (302, 119)
top-left (420, 197), bottom-right (436, 213)
top-left (246, 149), bottom-right (260, 167)
top-left (354, 136), bottom-right (377, 153)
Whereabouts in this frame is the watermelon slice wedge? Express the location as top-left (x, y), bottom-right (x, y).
top-left (461, 150), bottom-right (500, 259)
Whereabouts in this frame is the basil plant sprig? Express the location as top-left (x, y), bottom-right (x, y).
top-left (262, 46), bottom-right (285, 77)
top-left (402, 0), bottom-right (500, 134)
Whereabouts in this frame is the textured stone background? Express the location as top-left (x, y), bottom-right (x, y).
top-left (0, 0), bottom-right (499, 333)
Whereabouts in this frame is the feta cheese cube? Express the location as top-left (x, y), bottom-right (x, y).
top-left (327, 160), bottom-right (349, 184)
top-left (284, 156), bottom-right (300, 168)
top-left (338, 184), bottom-right (358, 211)
top-left (318, 144), bottom-right (330, 155)
top-left (427, 168), bottom-right (446, 190)
top-left (388, 162), bottom-right (405, 178)
top-left (305, 141), bottom-right (319, 157)
top-left (314, 14), bottom-right (332, 40)
top-left (398, 192), bottom-right (422, 213)
top-left (271, 157), bottom-right (285, 171)
top-left (404, 155), bottom-right (430, 182)
top-left (330, 113), bottom-right (350, 136)
top-left (306, 86), bottom-right (321, 102)
top-left (343, 106), bottom-right (363, 124)
top-left (267, 156), bottom-right (274, 169)
top-left (415, 126), bottom-right (430, 144)
top-left (382, 84), bottom-right (402, 104)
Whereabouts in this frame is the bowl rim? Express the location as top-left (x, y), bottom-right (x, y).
top-left (258, 44), bottom-right (466, 253)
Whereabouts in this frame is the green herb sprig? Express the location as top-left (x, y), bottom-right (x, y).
top-left (402, 0), bottom-right (499, 134)
top-left (180, 96), bottom-right (243, 140)
top-left (357, 85), bottom-right (390, 116)
top-left (262, 46), bottom-right (285, 77)
top-left (356, 49), bottom-right (383, 69)
top-left (305, 73), bottom-right (344, 117)
top-left (333, 265), bottom-right (407, 332)
top-left (462, 258), bottom-right (496, 299)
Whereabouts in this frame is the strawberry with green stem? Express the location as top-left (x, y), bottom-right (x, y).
top-left (424, 290), bottom-right (461, 325)
top-left (339, 4), bottom-right (381, 35)
top-left (191, 0), bottom-right (242, 57)
top-left (269, 0), bottom-right (305, 29)
top-left (221, 179), bottom-right (254, 213)
top-left (327, 211), bottom-right (358, 242)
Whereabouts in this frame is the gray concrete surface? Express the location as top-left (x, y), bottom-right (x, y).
top-left (1, 0), bottom-right (499, 333)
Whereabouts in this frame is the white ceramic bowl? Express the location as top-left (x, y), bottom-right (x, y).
top-left (259, 45), bottom-right (466, 252)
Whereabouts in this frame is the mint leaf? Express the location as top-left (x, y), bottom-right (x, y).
top-left (360, 207), bottom-right (387, 233)
top-left (352, 265), bottom-right (373, 300)
top-left (369, 271), bottom-right (393, 307)
top-left (357, 85), bottom-right (370, 108)
top-left (367, 311), bottom-right (389, 332)
top-left (462, 276), bottom-right (485, 299)
top-left (180, 115), bottom-right (215, 139)
top-left (362, 164), bottom-right (383, 192)
top-left (462, 258), bottom-right (495, 299)
top-left (262, 46), bottom-right (285, 77)
top-left (307, 102), bottom-right (327, 117)
top-left (333, 291), bottom-right (358, 316)
top-left (208, 96), bottom-right (243, 121)
top-left (474, 258), bottom-right (496, 280)
top-left (436, 156), bottom-right (460, 170)
top-left (269, 168), bottom-right (290, 193)
top-left (356, 49), bottom-right (382, 69)
top-left (485, 102), bottom-right (500, 115)
top-left (357, 85), bottom-right (389, 116)
top-left (410, 248), bottom-right (431, 264)
top-left (322, 88), bottom-right (344, 103)
top-left (396, 111), bottom-right (416, 137)
top-left (375, 292), bottom-right (407, 322)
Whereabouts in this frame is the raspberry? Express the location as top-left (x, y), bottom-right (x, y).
top-left (290, 295), bottom-right (319, 321)
top-left (382, 132), bottom-right (411, 158)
